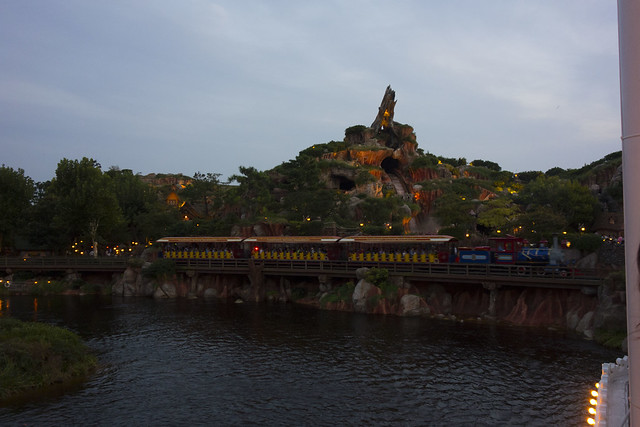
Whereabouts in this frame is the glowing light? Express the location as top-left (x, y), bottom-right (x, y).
top-left (590, 390), bottom-right (598, 397)
top-left (588, 407), bottom-right (596, 415)
top-left (590, 399), bottom-right (597, 406)
top-left (595, 382), bottom-right (599, 388)
top-left (587, 417), bottom-right (595, 425)
top-left (496, 230), bottom-right (501, 234)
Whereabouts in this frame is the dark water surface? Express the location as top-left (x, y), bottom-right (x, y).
top-left (0, 295), bottom-right (619, 426)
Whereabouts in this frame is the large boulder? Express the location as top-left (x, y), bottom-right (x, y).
top-left (352, 279), bottom-right (378, 313)
top-left (575, 311), bottom-right (595, 338)
top-left (399, 294), bottom-right (429, 316)
top-left (153, 282), bottom-right (177, 298)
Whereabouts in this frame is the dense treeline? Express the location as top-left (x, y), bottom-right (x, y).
top-left (0, 148), bottom-right (622, 255)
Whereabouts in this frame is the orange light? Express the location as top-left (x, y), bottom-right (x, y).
top-left (587, 418), bottom-right (595, 425)
top-left (588, 407), bottom-right (596, 415)
top-left (590, 399), bottom-right (597, 406)
top-left (591, 390), bottom-right (598, 397)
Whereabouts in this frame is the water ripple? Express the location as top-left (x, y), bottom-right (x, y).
top-left (0, 296), bottom-right (619, 426)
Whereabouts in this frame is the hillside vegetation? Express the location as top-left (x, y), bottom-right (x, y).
top-left (0, 123), bottom-right (622, 254)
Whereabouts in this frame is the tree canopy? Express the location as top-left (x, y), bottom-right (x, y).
top-left (0, 165), bottom-right (35, 252)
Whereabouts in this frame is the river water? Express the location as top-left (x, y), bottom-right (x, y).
top-left (0, 295), bottom-right (619, 426)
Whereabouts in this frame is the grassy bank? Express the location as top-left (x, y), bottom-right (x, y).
top-left (0, 318), bottom-right (97, 400)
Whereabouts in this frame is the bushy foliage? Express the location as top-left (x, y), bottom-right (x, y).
top-left (345, 125), bottom-right (368, 137)
top-left (515, 170), bottom-right (543, 183)
top-left (0, 318), bottom-right (97, 400)
top-left (566, 233), bottom-right (604, 252)
top-left (0, 166), bottom-right (35, 253)
top-left (30, 280), bottom-right (70, 296)
top-left (470, 159), bottom-right (501, 171)
top-left (320, 281), bottom-right (355, 305)
top-left (437, 156), bottom-right (467, 167)
top-left (410, 153), bottom-right (439, 169)
top-left (518, 175), bottom-right (598, 229)
top-left (142, 258), bottom-right (176, 281)
top-left (365, 268), bottom-right (397, 298)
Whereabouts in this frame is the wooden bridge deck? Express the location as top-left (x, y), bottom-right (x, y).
top-left (1, 256), bottom-right (603, 290)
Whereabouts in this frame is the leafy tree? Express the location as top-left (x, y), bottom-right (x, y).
top-left (545, 167), bottom-right (567, 177)
top-left (434, 192), bottom-right (476, 235)
top-left (0, 166), bottom-right (35, 252)
top-left (25, 181), bottom-right (62, 251)
top-left (518, 175), bottom-right (598, 230)
top-left (514, 205), bottom-right (568, 241)
top-left (180, 171), bottom-right (222, 217)
top-left (47, 158), bottom-right (123, 255)
top-left (410, 152), bottom-right (439, 169)
top-left (106, 168), bottom-right (159, 242)
top-left (470, 159), bottom-right (501, 171)
top-left (230, 166), bottom-right (276, 220)
top-left (515, 171), bottom-right (543, 183)
top-left (476, 197), bottom-right (520, 231)
top-left (437, 156), bottom-right (467, 167)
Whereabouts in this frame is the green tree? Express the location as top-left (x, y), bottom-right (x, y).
top-left (106, 168), bottom-right (158, 243)
top-left (470, 159), bottom-right (501, 171)
top-left (0, 166), bottom-right (35, 252)
top-left (230, 166), bottom-right (276, 220)
top-left (518, 175), bottom-right (598, 230)
top-left (516, 205), bottom-right (568, 241)
top-left (477, 197), bottom-right (520, 231)
top-left (434, 192), bottom-right (476, 238)
top-left (48, 158), bottom-right (123, 255)
top-left (180, 171), bottom-right (222, 217)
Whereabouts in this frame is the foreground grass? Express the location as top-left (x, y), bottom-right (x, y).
top-left (0, 318), bottom-right (97, 400)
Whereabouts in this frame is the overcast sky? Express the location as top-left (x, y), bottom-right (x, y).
top-left (1, 1), bottom-right (621, 183)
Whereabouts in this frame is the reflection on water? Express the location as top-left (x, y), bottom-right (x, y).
top-left (0, 295), bottom-right (620, 426)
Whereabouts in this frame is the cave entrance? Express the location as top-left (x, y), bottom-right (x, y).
top-left (333, 175), bottom-right (355, 191)
top-left (381, 157), bottom-right (400, 174)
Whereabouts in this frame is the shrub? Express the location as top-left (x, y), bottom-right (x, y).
top-left (30, 280), bottom-right (69, 296)
top-left (365, 268), bottom-right (397, 299)
top-left (0, 318), bottom-right (97, 400)
top-left (142, 258), bottom-right (176, 281)
top-left (345, 125), bottom-right (368, 137)
top-left (594, 328), bottom-right (627, 350)
top-left (320, 281), bottom-right (355, 306)
top-left (567, 233), bottom-right (604, 253)
top-left (127, 257), bottom-right (145, 268)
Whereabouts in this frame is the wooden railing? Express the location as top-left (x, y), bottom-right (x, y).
top-left (1, 256), bottom-right (603, 288)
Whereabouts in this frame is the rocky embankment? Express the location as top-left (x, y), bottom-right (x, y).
top-left (112, 244), bottom-right (627, 344)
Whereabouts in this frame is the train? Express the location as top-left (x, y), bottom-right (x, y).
top-left (157, 234), bottom-right (565, 268)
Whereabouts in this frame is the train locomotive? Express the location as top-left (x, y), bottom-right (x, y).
top-left (158, 234), bottom-right (567, 271)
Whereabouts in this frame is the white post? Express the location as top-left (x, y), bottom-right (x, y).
top-left (618, 0), bottom-right (640, 424)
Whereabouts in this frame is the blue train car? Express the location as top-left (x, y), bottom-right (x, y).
top-left (517, 247), bottom-right (551, 265)
top-left (457, 247), bottom-right (491, 264)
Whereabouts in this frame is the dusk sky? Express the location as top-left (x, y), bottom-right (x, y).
top-left (1, 1), bottom-right (621, 183)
